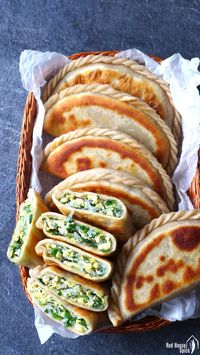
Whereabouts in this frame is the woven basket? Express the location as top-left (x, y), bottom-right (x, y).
top-left (17, 50), bottom-right (200, 333)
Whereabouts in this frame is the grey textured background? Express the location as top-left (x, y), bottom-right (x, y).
top-left (1, 1), bottom-right (200, 354)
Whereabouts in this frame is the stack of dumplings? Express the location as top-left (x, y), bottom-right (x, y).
top-left (8, 54), bottom-right (200, 334)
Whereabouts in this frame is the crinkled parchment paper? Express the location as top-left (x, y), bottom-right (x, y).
top-left (19, 48), bottom-right (200, 343)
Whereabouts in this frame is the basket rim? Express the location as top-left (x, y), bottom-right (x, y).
top-left (16, 49), bottom-right (199, 334)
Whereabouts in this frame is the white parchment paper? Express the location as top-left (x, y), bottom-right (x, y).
top-left (19, 48), bottom-right (200, 343)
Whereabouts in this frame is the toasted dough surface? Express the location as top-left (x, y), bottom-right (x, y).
top-left (42, 55), bottom-right (178, 131)
top-left (42, 129), bottom-right (174, 209)
top-left (44, 85), bottom-right (178, 172)
top-left (108, 210), bottom-right (200, 326)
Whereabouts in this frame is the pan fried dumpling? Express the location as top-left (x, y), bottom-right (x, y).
top-left (108, 210), bottom-right (200, 326)
top-left (41, 129), bottom-right (174, 209)
top-left (7, 190), bottom-right (48, 268)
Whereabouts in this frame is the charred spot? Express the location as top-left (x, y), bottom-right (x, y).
top-left (99, 161), bottom-right (107, 168)
top-left (76, 157), bottom-right (92, 171)
top-left (156, 258), bottom-right (184, 277)
top-left (162, 280), bottom-right (176, 294)
top-left (172, 226), bottom-right (200, 251)
top-left (150, 283), bottom-right (160, 300)
top-left (184, 266), bottom-right (197, 282)
top-left (160, 255), bottom-right (166, 262)
top-left (135, 276), bottom-right (144, 289)
top-left (135, 275), bottom-right (154, 289)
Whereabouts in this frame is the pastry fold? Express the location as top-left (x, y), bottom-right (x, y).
top-left (51, 190), bottom-right (134, 243)
top-left (43, 84), bottom-right (177, 173)
top-left (30, 265), bottom-right (109, 312)
top-left (41, 128), bottom-right (174, 209)
top-left (36, 212), bottom-right (117, 255)
top-left (27, 278), bottom-right (108, 335)
top-left (35, 238), bottom-right (113, 282)
top-left (7, 190), bottom-right (48, 268)
top-left (108, 210), bottom-right (200, 326)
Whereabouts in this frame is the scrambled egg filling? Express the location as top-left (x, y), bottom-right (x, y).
top-left (46, 243), bottom-right (107, 278)
top-left (59, 193), bottom-right (123, 218)
top-left (42, 215), bottom-right (112, 253)
top-left (29, 282), bottom-right (88, 333)
top-left (8, 201), bottom-right (33, 259)
top-left (38, 273), bottom-right (105, 310)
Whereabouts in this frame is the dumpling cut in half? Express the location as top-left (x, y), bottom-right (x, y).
top-left (45, 168), bottom-right (169, 231)
top-left (30, 265), bottom-right (109, 312)
top-left (108, 210), bottom-right (200, 326)
top-left (35, 238), bottom-right (113, 282)
top-left (51, 189), bottom-right (134, 243)
top-left (36, 212), bottom-right (117, 256)
top-left (7, 190), bottom-right (48, 268)
top-left (27, 278), bottom-right (107, 335)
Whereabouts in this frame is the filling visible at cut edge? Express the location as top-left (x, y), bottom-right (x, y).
top-left (42, 214), bottom-right (113, 253)
top-left (29, 282), bottom-right (88, 334)
top-left (8, 201), bottom-right (33, 259)
top-left (38, 272), bottom-right (107, 310)
top-left (58, 192), bottom-right (123, 218)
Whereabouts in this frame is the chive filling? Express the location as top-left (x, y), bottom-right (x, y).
top-left (29, 283), bottom-right (88, 333)
top-left (42, 215), bottom-right (112, 253)
top-left (8, 202), bottom-right (33, 259)
top-left (58, 193), bottom-right (123, 218)
top-left (38, 273), bottom-right (105, 310)
top-left (46, 243), bottom-right (107, 278)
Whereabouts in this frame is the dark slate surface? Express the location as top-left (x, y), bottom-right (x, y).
top-left (1, 1), bottom-right (200, 354)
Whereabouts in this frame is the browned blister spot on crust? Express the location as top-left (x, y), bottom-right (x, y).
top-left (72, 184), bottom-right (161, 220)
top-left (162, 280), bottom-right (176, 294)
top-left (76, 157), bottom-right (92, 171)
top-left (45, 107), bottom-right (91, 135)
top-left (64, 68), bottom-right (165, 119)
top-left (183, 260), bottom-right (200, 283)
top-left (45, 137), bottom-right (165, 197)
top-left (156, 258), bottom-right (184, 277)
top-left (149, 283), bottom-right (160, 300)
top-left (135, 275), bottom-right (154, 289)
top-left (172, 226), bottom-right (200, 251)
top-left (99, 161), bottom-right (107, 168)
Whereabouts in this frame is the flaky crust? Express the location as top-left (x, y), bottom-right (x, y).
top-left (42, 129), bottom-right (174, 209)
top-left (44, 84), bottom-right (178, 174)
top-left (108, 210), bottom-right (200, 326)
top-left (41, 54), bottom-right (181, 141)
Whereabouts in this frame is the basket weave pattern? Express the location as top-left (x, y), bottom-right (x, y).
top-left (17, 50), bottom-right (199, 332)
